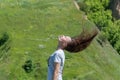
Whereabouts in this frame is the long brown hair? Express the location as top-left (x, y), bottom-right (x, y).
top-left (64, 27), bottom-right (98, 52)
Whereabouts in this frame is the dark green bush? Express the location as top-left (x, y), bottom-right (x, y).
top-left (115, 41), bottom-right (120, 54)
top-left (105, 20), bottom-right (120, 53)
top-left (87, 10), bottom-right (112, 30)
top-left (22, 60), bottom-right (33, 73)
top-left (0, 32), bottom-right (9, 46)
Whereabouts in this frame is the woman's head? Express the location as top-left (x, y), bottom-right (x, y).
top-left (58, 35), bottom-right (72, 49)
top-left (58, 27), bottom-right (98, 52)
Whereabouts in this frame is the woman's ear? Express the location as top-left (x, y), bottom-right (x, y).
top-left (58, 36), bottom-right (62, 42)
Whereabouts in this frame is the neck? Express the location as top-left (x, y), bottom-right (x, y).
top-left (57, 46), bottom-right (64, 50)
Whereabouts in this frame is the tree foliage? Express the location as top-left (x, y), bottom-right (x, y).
top-left (79, 0), bottom-right (120, 54)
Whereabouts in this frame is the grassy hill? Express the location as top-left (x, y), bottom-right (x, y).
top-left (0, 0), bottom-right (120, 80)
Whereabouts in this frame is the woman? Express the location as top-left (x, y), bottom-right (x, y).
top-left (47, 28), bottom-right (98, 80)
top-left (47, 35), bottom-right (71, 80)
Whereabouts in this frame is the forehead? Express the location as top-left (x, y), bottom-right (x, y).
top-left (58, 35), bottom-right (71, 41)
top-left (65, 36), bottom-right (71, 38)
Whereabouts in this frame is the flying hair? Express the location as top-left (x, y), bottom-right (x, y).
top-left (64, 26), bottom-right (98, 53)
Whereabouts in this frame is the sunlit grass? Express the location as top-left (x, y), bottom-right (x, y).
top-left (0, 0), bottom-right (120, 80)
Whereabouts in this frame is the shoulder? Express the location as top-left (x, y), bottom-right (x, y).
top-left (54, 49), bottom-right (64, 57)
top-left (55, 49), bottom-right (64, 54)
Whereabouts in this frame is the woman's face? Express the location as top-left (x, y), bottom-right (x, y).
top-left (58, 35), bottom-right (71, 48)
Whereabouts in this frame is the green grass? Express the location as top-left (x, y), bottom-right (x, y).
top-left (0, 0), bottom-right (120, 80)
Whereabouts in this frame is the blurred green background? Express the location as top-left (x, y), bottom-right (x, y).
top-left (0, 0), bottom-right (120, 80)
